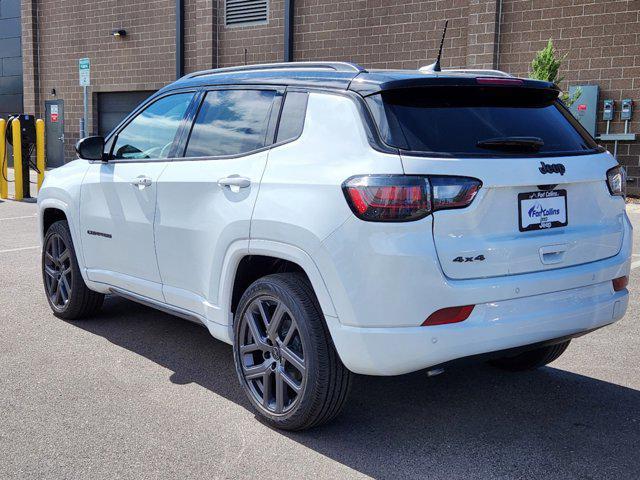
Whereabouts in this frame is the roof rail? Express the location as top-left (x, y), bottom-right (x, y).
top-left (183, 61), bottom-right (367, 79)
top-left (419, 66), bottom-right (512, 77)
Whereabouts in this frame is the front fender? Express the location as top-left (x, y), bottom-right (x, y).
top-left (37, 160), bottom-right (90, 280)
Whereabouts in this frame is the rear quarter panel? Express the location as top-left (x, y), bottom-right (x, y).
top-left (250, 91), bottom-right (404, 315)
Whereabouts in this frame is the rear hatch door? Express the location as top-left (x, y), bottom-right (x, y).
top-left (403, 153), bottom-right (623, 279)
top-left (366, 80), bottom-right (624, 279)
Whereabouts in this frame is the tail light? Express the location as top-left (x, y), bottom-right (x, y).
top-left (342, 175), bottom-right (481, 222)
top-left (431, 176), bottom-right (482, 210)
top-left (422, 305), bottom-right (475, 326)
top-left (612, 276), bottom-right (628, 292)
top-left (607, 165), bottom-right (626, 198)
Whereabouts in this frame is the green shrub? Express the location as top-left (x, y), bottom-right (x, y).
top-left (530, 39), bottom-right (581, 106)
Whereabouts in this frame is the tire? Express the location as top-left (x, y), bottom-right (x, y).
top-left (233, 273), bottom-right (352, 430)
top-left (42, 220), bottom-right (104, 320)
top-left (489, 340), bottom-right (571, 371)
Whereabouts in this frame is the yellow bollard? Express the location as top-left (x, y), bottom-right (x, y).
top-left (12, 118), bottom-right (23, 201)
top-left (36, 119), bottom-right (45, 192)
top-left (0, 119), bottom-right (6, 199)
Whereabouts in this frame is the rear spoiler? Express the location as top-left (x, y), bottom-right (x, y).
top-left (348, 74), bottom-right (559, 97)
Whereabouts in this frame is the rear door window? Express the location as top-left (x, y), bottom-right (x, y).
top-left (184, 89), bottom-right (277, 157)
top-left (366, 86), bottom-right (599, 157)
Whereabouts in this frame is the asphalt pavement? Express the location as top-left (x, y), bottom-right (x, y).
top-left (1, 194), bottom-right (639, 479)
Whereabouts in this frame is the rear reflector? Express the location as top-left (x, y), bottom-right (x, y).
top-left (476, 77), bottom-right (524, 86)
top-left (422, 305), bottom-right (475, 326)
top-left (612, 276), bottom-right (628, 292)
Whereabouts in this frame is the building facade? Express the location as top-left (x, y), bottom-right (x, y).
top-left (0, 0), bottom-right (22, 118)
top-left (14, 0), bottom-right (640, 191)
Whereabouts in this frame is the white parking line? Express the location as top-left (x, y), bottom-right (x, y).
top-left (0, 245), bottom-right (40, 254)
top-left (0, 214), bottom-right (37, 221)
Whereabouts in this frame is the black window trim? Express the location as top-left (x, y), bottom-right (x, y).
top-left (98, 88), bottom-right (200, 164)
top-left (177, 85), bottom-right (286, 161)
top-left (271, 87), bottom-right (309, 147)
top-left (97, 84), bottom-right (399, 164)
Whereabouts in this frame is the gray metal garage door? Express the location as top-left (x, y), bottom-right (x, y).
top-left (97, 91), bottom-right (154, 137)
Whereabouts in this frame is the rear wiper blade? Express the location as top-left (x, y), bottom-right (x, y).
top-left (476, 136), bottom-right (544, 151)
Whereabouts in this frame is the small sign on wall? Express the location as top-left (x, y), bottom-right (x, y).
top-left (50, 104), bottom-right (59, 122)
top-left (79, 58), bottom-right (90, 87)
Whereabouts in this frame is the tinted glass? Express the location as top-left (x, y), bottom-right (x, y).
top-left (366, 87), bottom-right (599, 157)
top-left (276, 92), bottom-right (308, 143)
top-left (185, 89), bottom-right (277, 157)
top-left (112, 93), bottom-right (193, 160)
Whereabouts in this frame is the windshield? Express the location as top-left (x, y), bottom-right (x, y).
top-left (365, 86), bottom-right (600, 157)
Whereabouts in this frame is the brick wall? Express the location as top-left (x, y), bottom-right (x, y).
top-left (216, 0), bottom-right (285, 67)
top-left (498, 0), bottom-right (640, 193)
top-left (184, 0), bottom-right (216, 73)
top-left (20, 0), bottom-right (640, 183)
top-left (23, 0), bottom-right (178, 159)
top-left (292, 0), bottom-right (469, 69)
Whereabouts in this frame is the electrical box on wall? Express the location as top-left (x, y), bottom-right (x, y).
top-left (569, 85), bottom-right (598, 137)
top-left (603, 100), bottom-right (614, 121)
top-left (621, 99), bottom-right (633, 120)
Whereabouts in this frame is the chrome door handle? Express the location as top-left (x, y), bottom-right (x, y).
top-left (131, 175), bottom-right (153, 189)
top-left (218, 176), bottom-right (251, 190)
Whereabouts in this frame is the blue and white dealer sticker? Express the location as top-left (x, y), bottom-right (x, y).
top-left (518, 190), bottom-right (568, 232)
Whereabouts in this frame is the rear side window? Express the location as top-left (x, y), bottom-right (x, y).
top-left (276, 92), bottom-right (308, 143)
top-left (185, 89), bottom-right (277, 157)
top-left (366, 86), bottom-right (599, 157)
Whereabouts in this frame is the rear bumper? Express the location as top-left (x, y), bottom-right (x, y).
top-left (326, 281), bottom-right (628, 375)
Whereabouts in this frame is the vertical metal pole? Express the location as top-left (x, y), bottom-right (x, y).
top-left (12, 118), bottom-right (23, 201)
top-left (21, 142), bottom-right (30, 199)
top-left (176, 0), bottom-right (184, 79)
top-left (81, 85), bottom-right (88, 138)
top-left (0, 119), bottom-right (6, 199)
top-left (284, 0), bottom-right (294, 62)
top-left (36, 119), bottom-right (46, 192)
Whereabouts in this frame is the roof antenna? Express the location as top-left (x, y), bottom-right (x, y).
top-left (244, 48), bottom-right (248, 66)
top-left (421, 20), bottom-right (448, 73)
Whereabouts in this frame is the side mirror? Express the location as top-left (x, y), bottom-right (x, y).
top-left (75, 136), bottom-right (106, 161)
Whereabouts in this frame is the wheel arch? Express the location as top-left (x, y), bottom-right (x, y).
top-left (42, 207), bottom-right (68, 237)
top-left (219, 239), bottom-right (337, 334)
top-left (38, 198), bottom-right (90, 286)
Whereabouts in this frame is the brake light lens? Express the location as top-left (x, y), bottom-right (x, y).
top-left (422, 305), bottom-right (475, 326)
top-left (342, 175), bottom-right (431, 222)
top-left (612, 276), bottom-right (628, 292)
top-left (476, 77), bottom-right (524, 86)
top-left (342, 175), bottom-right (481, 222)
top-left (606, 165), bottom-right (626, 198)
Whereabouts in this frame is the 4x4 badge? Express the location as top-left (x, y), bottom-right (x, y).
top-left (539, 162), bottom-right (565, 175)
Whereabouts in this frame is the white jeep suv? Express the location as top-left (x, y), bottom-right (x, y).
top-left (38, 62), bottom-right (631, 430)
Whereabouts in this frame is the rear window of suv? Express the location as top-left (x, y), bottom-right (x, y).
top-left (365, 86), bottom-right (600, 157)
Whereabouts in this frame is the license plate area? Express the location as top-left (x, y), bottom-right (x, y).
top-left (518, 190), bottom-right (567, 232)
